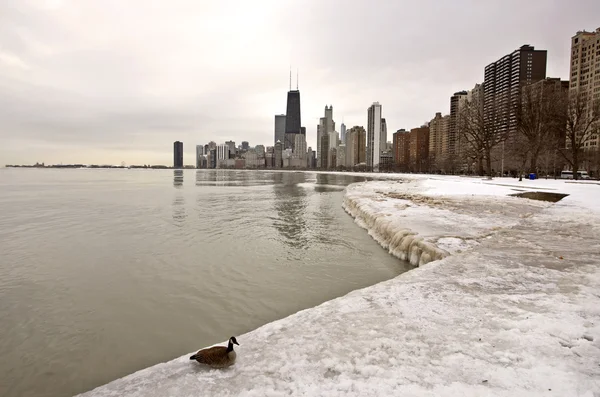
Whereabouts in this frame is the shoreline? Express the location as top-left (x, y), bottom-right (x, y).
top-left (78, 174), bottom-right (600, 396)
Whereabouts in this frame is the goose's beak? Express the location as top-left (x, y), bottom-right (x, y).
top-left (234, 340), bottom-right (239, 345)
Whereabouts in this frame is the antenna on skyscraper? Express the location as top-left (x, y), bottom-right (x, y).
top-left (289, 67), bottom-right (292, 91)
top-left (296, 69), bottom-right (299, 90)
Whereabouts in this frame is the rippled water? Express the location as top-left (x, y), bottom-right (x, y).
top-left (0, 169), bottom-right (410, 397)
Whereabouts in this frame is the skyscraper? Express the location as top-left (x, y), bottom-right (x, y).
top-left (340, 123), bottom-right (347, 144)
top-left (274, 114), bottom-right (286, 145)
top-left (483, 45), bottom-right (547, 137)
top-left (284, 74), bottom-right (302, 151)
top-left (173, 141), bottom-right (183, 169)
top-left (367, 102), bottom-right (383, 171)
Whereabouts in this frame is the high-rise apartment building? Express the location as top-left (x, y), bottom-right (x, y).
top-left (380, 118), bottom-right (387, 152)
top-left (409, 126), bottom-right (430, 172)
top-left (340, 123), bottom-right (347, 144)
top-left (483, 45), bottom-right (547, 138)
top-left (274, 114), bottom-right (286, 146)
top-left (449, 91), bottom-right (468, 156)
top-left (173, 141), bottom-right (183, 169)
top-left (429, 113), bottom-right (445, 161)
top-left (392, 129), bottom-right (410, 169)
top-left (570, 28), bottom-right (600, 150)
top-left (241, 141), bottom-right (249, 151)
top-left (367, 102), bottom-right (383, 170)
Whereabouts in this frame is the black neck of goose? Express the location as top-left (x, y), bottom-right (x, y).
top-left (226, 340), bottom-right (233, 352)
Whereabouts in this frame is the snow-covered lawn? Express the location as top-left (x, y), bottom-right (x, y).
top-left (79, 174), bottom-right (600, 397)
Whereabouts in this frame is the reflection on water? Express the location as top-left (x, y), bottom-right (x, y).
top-left (272, 173), bottom-right (310, 249)
top-left (194, 169), bottom-right (271, 186)
top-left (172, 196), bottom-right (186, 226)
top-left (173, 169), bottom-right (184, 188)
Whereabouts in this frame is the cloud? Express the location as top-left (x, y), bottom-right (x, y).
top-left (1, 0), bottom-right (599, 165)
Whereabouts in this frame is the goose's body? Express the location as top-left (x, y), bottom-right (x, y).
top-left (190, 336), bottom-right (239, 368)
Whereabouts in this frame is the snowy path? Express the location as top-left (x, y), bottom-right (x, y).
top-left (79, 176), bottom-right (600, 397)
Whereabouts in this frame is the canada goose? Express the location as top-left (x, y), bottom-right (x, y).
top-left (189, 336), bottom-right (239, 368)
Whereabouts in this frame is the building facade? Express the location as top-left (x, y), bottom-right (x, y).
top-left (569, 28), bottom-right (600, 151)
top-left (392, 129), bottom-right (410, 170)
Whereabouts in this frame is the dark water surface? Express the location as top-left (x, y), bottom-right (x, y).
top-left (0, 169), bottom-right (410, 397)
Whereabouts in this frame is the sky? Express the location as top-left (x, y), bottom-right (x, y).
top-left (1, 0), bottom-right (599, 166)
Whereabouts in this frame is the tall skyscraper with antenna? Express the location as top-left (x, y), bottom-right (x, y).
top-left (284, 69), bottom-right (303, 151)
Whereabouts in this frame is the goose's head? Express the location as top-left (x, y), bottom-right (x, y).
top-left (229, 336), bottom-right (239, 346)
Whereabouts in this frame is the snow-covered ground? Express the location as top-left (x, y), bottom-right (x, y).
top-left (79, 174), bottom-right (600, 397)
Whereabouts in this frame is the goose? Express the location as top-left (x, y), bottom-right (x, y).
top-left (189, 336), bottom-right (239, 368)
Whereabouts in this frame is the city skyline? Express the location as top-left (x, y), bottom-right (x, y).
top-left (1, 0), bottom-right (599, 166)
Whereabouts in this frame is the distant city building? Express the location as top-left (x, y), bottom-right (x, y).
top-left (225, 141), bottom-right (236, 158)
top-left (320, 133), bottom-right (330, 169)
top-left (307, 147), bottom-right (316, 169)
top-left (196, 145), bottom-right (205, 169)
top-left (393, 129), bottom-right (410, 169)
top-left (367, 102), bottom-right (383, 171)
top-left (380, 118), bottom-right (387, 153)
top-left (340, 123), bottom-right (347, 144)
top-left (429, 112), bottom-right (450, 170)
top-left (284, 75), bottom-right (302, 151)
top-left (345, 126), bottom-right (366, 167)
top-left (274, 140), bottom-right (283, 168)
top-left (449, 91), bottom-right (468, 157)
top-left (410, 126), bottom-right (430, 172)
top-left (217, 144), bottom-right (230, 168)
top-left (209, 149), bottom-right (217, 169)
top-left (570, 27), bottom-right (600, 150)
top-left (173, 141), bottom-right (183, 169)
top-left (338, 144), bottom-right (346, 168)
top-left (241, 141), bottom-right (249, 151)
top-left (294, 134), bottom-right (307, 160)
top-left (255, 145), bottom-right (265, 158)
top-left (317, 105), bottom-right (335, 168)
top-left (265, 146), bottom-right (275, 168)
top-left (274, 114), bottom-right (286, 146)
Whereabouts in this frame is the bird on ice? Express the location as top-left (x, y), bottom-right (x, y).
top-left (189, 336), bottom-right (239, 368)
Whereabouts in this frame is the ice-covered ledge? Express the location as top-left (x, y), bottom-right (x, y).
top-left (342, 178), bottom-right (551, 267)
top-left (78, 175), bottom-right (600, 397)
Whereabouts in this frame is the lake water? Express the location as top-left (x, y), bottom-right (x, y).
top-left (0, 169), bottom-right (410, 397)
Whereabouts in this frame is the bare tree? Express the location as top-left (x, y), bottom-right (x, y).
top-left (506, 130), bottom-right (531, 181)
top-left (556, 90), bottom-right (600, 180)
top-left (515, 81), bottom-right (567, 174)
top-left (459, 96), bottom-right (509, 178)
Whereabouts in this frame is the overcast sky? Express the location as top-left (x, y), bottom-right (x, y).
top-left (1, 0), bottom-right (599, 165)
